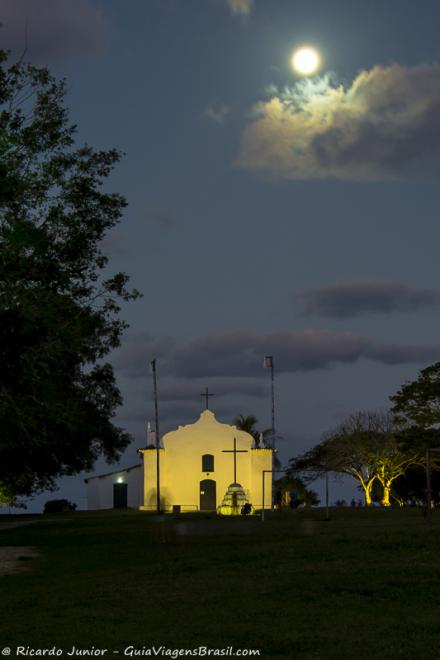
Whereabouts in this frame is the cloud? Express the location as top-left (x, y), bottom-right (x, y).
top-left (142, 208), bottom-right (176, 230)
top-left (298, 281), bottom-right (440, 318)
top-left (227, 0), bottom-right (253, 17)
top-left (112, 330), bottom-right (440, 380)
top-left (203, 103), bottom-right (231, 124)
top-left (155, 379), bottom-right (266, 401)
top-left (113, 373), bottom-right (266, 431)
top-left (237, 64), bottom-right (440, 181)
top-left (0, 0), bottom-right (107, 60)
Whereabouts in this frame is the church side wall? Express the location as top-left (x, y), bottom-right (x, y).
top-left (126, 467), bottom-right (144, 508)
top-left (140, 449), bottom-right (171, 510)
top-left (250, 450), bottom-right (273, 508)
top-left (86, 466), bottom-right (142, 510)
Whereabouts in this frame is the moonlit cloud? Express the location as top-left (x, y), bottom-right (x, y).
top-left (0, 0), bottom-right (108, 60)
top-left (237, 64), bottom-right (440, 181)
top-left (227, 0), bottom-right (254, 17)
top-left (112, 330), bottom-right (440, 380)
top-left (203, 103), bottom-right (231, 124)
top-left (298, 281), bottom-right (440, 318)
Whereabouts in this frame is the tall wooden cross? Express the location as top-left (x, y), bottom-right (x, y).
top-left (222, 437), bottom-right (248, 484)
top-left (200, 387), bottom-right (214, 410)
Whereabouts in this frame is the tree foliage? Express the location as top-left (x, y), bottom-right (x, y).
top-left (232, 414), bottom-right (270, 448)
top-left (274, 475), bottom-right (319, 506)
top-left (289, 411), bottom-right (422, 506)
top-left (390, 362), bottom-right (440, 428)
top-left (391, 466), bottom-right (440, 506)
top-left (232, 413), bottom-right (282, 468)
top-left (0, 51), bottom-right (140, 499)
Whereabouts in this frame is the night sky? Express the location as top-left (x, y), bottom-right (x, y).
top-left (3, 0), bottom-right (440, 510)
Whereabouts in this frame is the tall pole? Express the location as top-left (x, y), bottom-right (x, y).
top-left (262, 470), bottom-right (266, 522)
top-left (265, 356), bottom-right (276, 508)
top-left (426, 448), bottom-right (432, 525)
top-left (264, 356), bottom-right (276, 450)
top-left (325, 471), bottom-right (330, 521)
top-left (270, 359), bottom-right (275, 450)
top-left (151, 359), bottom-right (161, 514)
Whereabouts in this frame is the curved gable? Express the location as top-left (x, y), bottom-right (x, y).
top-left (162, 410), bottom-right (253, 452)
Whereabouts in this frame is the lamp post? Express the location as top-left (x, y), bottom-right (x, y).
top-left (263, 356), bottom-right (276, 450)
top-left (425, 448), bottom-right (440, 525)
top-left (325, 471), bottom-right (330, 521)
top-left (150, 359), bottom-right (161, 514)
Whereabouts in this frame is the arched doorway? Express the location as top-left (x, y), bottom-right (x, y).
top-left (200, 479), bottom-right (216, 511)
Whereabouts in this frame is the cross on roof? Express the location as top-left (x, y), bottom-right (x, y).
top-left (200, 387), bottom-right (214, 410)
top-left (222, 437), bottom-right (248, 484)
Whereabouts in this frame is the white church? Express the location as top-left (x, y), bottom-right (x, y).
top-left (85, 408), bottom-right (274, 513)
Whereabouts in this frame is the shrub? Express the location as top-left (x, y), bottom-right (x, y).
top-left (44, 499), bottom-right (77, 513)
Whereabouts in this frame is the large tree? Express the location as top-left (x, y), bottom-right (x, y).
top-left (391, 362), bottom-right (440, 428)
top-left (0, 51), bottom-right (140, 500)
top-left (289, 411), bottom-right (421, 506)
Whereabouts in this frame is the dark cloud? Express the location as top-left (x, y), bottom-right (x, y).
top-left (0, 0), bottom-right (107, 60)
top-left (155, 379), bottom-right (266, 402)
top-left (117, 401), bottom-right (237, 430)
top-left (112, 330), bottom-right (440, 380)
top-left (366, 344), bottom-right (439, 366)
top-left (142, 208), bottom-right (176, 230)
top-left (113, 335), bottom-right (176, 377)
top-left (237, 64), bottom-right (440, 181)
top-left (298, 281), bottom-right (440, 318)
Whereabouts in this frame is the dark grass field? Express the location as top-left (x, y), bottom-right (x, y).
top-left (1, 507), bottom-right (440, 659)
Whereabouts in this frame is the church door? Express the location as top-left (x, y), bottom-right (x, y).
top-left (200, 479), bottom-right (216, 511)
top-left (113, 483), bottom-right (128, 508)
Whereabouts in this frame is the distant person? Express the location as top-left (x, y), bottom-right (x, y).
top-left (241, 502), bottom-right (252, 516)
top-left (350, 499), bottom-right (356, 507)
top-left (275, 490), bottom-right (283, 512)
top-left (289, 489), bottom-right (298, 509)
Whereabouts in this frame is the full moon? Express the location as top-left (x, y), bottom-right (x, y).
top-left (291, 47), bottom-right (320, 75)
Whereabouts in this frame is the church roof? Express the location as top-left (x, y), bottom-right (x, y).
top-left (161, 408), bottom-right (254, 450)
top-left (84, 463), bottom-right (142, 483)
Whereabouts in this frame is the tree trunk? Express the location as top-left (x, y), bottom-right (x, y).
top-left (381, 483), bottom-right (391, 507)
top-left (362, 480), bottom-right (374, 506)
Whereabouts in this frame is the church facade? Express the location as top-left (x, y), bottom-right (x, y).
top-left (85, 409), bottom-right (273, 512)
top-left (139, 410), bottom-right (273, 512)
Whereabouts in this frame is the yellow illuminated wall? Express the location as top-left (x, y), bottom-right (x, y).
top-left (139, 410), bottom-right (273, 511)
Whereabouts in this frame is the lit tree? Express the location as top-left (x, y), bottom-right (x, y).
top-left (289, 411), bottom-right (421, 506)
top-left (368, 413), bottom-right (421, 507)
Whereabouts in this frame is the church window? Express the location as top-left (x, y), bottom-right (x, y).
top-left (202, 454), bottom-right (214, 472)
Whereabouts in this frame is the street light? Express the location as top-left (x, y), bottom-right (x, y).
top-left (426, 448), bottom-right (440, 525)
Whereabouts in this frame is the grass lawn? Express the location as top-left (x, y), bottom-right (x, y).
top-left (1, 507), bottom-right (440, 659)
